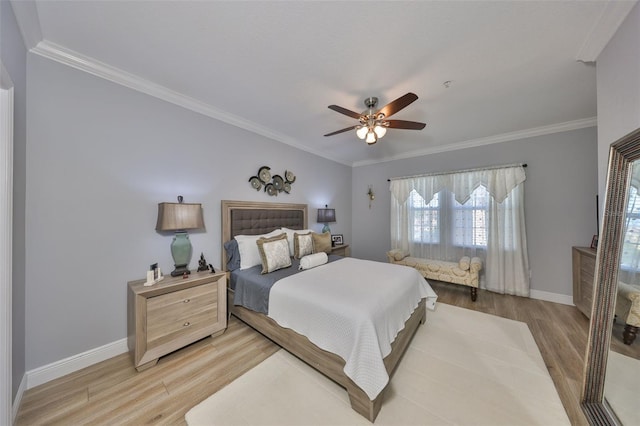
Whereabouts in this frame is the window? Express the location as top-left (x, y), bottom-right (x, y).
top-left (408, 186), bottom-right (489, 248)
top-left (390, 165), bottom-right (529, 295)
top-left (452, 186), bottom-right (489, 247)
top-left (409, 189), bottom-right (439, 244)
top-left (621, 185), bottom-right (640, 271)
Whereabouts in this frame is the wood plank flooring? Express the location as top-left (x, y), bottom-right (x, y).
top-left (17, 282), bottom-right (635, 425)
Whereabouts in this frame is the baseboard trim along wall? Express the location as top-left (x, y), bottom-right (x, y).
top-left (12, 374), bottom-right (26, 424)
top-left (25, 338), bottom-right (128, 389)
top-left (530, 289), bottom-right (574, 306)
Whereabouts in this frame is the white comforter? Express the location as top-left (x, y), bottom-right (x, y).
top-left (268, 257), bottom-right (437, 400)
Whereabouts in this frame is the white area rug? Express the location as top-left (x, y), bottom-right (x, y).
top-left (186, 303), bottom-right (570, 425)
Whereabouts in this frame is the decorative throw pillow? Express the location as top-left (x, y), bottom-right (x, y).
top-left (299, 252), bottom-right (328, 270)
top-left (393, 250), bottom-right (410, 261)
top-left (312, 231), bottom-right (332, 254)
top-left (256, 233), bottom-right (291, 274)
top-left (280, 227), bottom-right (312, 256)
top-left (294, 232), bottom-right (313, 259)
top-left (459, 256), bottom-right (471, 271)
top-left (223, 239), bottom-right (241, 271)
top-left (235, 229), bottom-right (283, 270)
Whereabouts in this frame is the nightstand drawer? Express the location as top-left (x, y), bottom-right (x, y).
top-left (147, 281), bottom-right (217, 317)
top-left (147, 282), bottom-right (217, 343)
top-left (147, 307), bottom-right (217, 348)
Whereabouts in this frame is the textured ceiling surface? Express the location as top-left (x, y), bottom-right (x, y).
top-left (17, 1), bottom-right (635, 165)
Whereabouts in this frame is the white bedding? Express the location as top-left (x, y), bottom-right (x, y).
top-left (268, 257), bottom-right (437, 400)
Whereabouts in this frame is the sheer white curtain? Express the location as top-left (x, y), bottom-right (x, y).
top-left (619, 163), bottom-right (640, 285)
top-left (390, 165), bottom-right (531, 296)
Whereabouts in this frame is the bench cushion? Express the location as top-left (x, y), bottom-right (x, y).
top-left (387, 250), bottom-right (482, 289)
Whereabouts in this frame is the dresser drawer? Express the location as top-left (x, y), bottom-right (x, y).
top-left (581, 254), bottom-right (595, 274)
top-left (147, 282), bottom-right (217, 345)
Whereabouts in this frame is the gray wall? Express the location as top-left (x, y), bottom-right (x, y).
top-left (352, 127), bottom-right (598, 298)
top-left (1, 0), bottom-right (27, 399)
top-left (596, 2), bottom-right (640, 201)
top-left (25, 54), bottom-right (351, 370)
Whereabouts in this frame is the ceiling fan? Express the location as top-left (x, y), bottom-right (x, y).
top-left (324, 92), bottom-right (426, 145)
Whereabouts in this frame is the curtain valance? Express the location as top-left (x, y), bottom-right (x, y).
top-left (389, 165), bottom-right (526, 204)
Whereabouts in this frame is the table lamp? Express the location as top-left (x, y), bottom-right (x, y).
top-left (317, 204), bottom-right (336, 234)
top-left (156, 196), bottom-right (205, 276)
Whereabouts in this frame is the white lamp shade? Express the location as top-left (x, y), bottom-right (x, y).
top-left (356, 126), bottom-right (368, 139)
top-left (366, 130), bottom-right (377, 144)
top-left (374, 125), bottom-right (387, 138)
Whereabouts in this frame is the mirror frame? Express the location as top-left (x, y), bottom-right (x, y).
top-left (582, 127), bottom-right (640, 425)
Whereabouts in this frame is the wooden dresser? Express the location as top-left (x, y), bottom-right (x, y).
top-left (572, 246), bottom-right (597, 318)
top-left (127, 271), bottom-right (227, 371)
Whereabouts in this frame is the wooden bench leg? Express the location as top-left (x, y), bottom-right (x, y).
top-left (623, 324), bottom-right (638, 345)
top-left (470, 287), bottom-right (477, 302)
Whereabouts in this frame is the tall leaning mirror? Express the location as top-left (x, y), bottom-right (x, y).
top-left (582, 127), bottom-right (640, 425)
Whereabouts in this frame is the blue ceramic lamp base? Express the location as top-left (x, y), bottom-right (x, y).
top-left (171, 231), bottom-right (193, 276)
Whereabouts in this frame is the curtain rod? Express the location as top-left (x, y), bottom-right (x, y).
top-left (387, 163), bottom-right (527, 182)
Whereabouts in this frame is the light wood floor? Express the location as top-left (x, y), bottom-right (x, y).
top-left (16, 282), bottom-right (635, 425)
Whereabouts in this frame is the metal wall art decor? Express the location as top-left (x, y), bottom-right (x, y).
top-left (248, 166), bottom-right (296, 196)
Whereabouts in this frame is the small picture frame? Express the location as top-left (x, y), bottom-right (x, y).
top-left (145, 262), bottom-right (164, 286)
top-left (151, 263), bottom-right (159, 280)
top-left (331, 234), bottom-right (344, 245)
top-left (590, 235), bottom-right (598, 250)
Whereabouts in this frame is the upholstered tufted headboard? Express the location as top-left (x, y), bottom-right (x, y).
top-left (221, 200), bottom-right (308, 271)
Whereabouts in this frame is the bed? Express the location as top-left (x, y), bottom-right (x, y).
top-left (221, 200), bottom-right (436, 422)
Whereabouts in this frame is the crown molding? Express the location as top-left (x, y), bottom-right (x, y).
top-left (576, 0), bottom-right (638, 62)
top-left (30, 40), bottom-right (351, 167)
top-left (352, 117), bottom-right (597, 167)
top-left (9, 0), bottom-right (43, 50)
top-left (30, 40), bottom-right (598, 169)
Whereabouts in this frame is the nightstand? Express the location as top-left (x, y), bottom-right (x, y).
top-left (331, 244), bottom-right (350, 257)
top-left (127, 271), bottom-right (227, 371)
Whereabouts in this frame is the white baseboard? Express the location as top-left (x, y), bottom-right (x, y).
top-left (530, 289), bottom-right (574, 306)
top-left (26, 338), bottom-right (128, 389)
top-left (12, 373), bottom-right (26, 423)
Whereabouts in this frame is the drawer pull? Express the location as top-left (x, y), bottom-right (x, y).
top-left (183, 322), bottom-right (191, 327)
top-left (184, 299), bottom-right (190, 303)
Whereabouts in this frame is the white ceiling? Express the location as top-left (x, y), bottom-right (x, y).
top-left (11, 1), bottom-right (638, 166)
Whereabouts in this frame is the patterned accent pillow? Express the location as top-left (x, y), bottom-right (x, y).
top-left (235, 229), bottom-right (283, 270)
top-left (256, 233), bottom-right (291, 274)
top-left (294, 232), bottom-right (313, 259)
top-left (312, 231), bottom-right (332, 254)
top-left (280, 227), bottom-right (312, 256)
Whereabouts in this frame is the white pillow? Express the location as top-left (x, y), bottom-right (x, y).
top-left (280, 227), bottom-right (312, 256)
top-left (299, 252), bottom-right (328, 270)
top-left (235, 230), bottom-right (283, 270)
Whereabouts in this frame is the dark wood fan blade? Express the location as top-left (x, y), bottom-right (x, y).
top-left (385, 120), bottom-right (426, 130)
top-left (328, 105), bottom-right (363, 119)
top-left (324, 125), bottom-right (358, 137)
top-left (378, 92), bottom-right (419, 118)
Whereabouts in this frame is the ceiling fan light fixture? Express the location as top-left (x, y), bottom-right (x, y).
top-left (325, 92), bottom-right (425, 145)
top-left (373, 125), bottom-right (387, 138)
